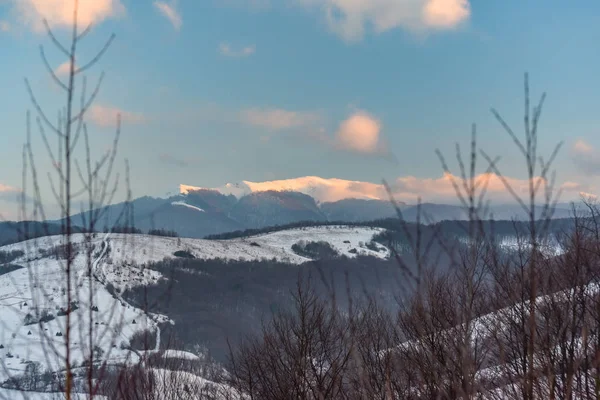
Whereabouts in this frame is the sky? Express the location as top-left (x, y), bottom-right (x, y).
top-left (0, 0), bottom-right (600, 220)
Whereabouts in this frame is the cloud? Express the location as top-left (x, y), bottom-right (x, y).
top-left (298, 0), bottom-right (470, 41)
top-left (54, 61), bottom-right (71, 76)
top-left (240, 108), bottom-right (321, 130)
top-left (0, 21), bottom-right (10, 32)
top-left (219, 43), bottom-right (256, 58)
top-left (573, 139), bottom-right (594, 155)
top-left (54, 60), bottom-right (80, 78)
top-left (238, 107), bottom-right (390, 157)
top-left (244, 176), bottom-right (385, 202)
top-left (154, 1), bottom-right (182, 31)
top-left (88, 104), bottom-right (147, 128)
top-left (0, 184), bottom-right (23, 200)
top-left (0, 184), bottom-right (30, 220)
top-left (181, 173), bottom-right (586, 204)
top-left (334, 111), bottom-right (383, 154)
top-left (423, 0), bottom-right (471, 28)
top-left (158, 153), bottom-right (191, 168)
top-left (13, 0), bottom-right (125, 31)
top-left (571, 139), bottom-right (600, 175)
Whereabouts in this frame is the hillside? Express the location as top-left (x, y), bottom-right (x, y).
top-left (0, 225), bottom-right (389, 397)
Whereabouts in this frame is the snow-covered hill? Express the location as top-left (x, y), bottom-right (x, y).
top-left (0, 225), bottom-right (388, 398)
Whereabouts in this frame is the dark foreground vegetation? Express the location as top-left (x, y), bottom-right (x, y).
top-left (122, 254), bottom-right (415, 364)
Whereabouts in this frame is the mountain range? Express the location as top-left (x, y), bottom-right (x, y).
top-left (58, 185), bottom-right (577, 239)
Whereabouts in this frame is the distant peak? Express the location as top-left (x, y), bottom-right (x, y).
top-left (180, 176), bottom-right (388, 203)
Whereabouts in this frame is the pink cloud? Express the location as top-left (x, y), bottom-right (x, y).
top-left (53, 60), bottom-right (79, 77)
top-left (14, 0), bottom-right (125, 31)
top-left (88, 104), bottom-right (147, 128)
top-left (154, 1), bottom-right (182, 31)
top-left (573, 139), bottom-right (594, 155)
top-left (571, 139), bottom-right (600, 175)
top-left (0, 184), bottom-right (21, 194)
top-left (181, 173), bottom-right (586, 204)
top-left (334, 111), bottom-right (382, 154)
top-left (240, 108), bottom-right (321, 130)
top-left (0, 21), bottom-right (10, 32)
top-left (298, 0), bottom-right (470, 41)
top-left (423, 0), bottom-right (470, 29)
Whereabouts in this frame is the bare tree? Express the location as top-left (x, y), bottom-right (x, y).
top-left (0, 1), bottom-right (139, 399)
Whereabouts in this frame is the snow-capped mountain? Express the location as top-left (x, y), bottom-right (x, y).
top-left (181, 176), bottom-right (388, 203)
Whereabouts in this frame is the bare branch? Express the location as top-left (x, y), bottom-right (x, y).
top-left (76, 34), bottom-right (116, 76)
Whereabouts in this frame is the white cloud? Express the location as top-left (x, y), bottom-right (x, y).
top-left (54, 60), bottom-right (78, 77)
top-left (240, 108), bottom-right (321, 130)
top-left (13, 0), bottom-right (125, 31)
top-left (219, 42), bottom-right (256, 58)
top-left (0, 21), bottom-right (10, 32)
top-left (88, 104), bottom-right (147, 128)
top-left (154, 1), bottom-right (182, 31)
top-left (298, 0), bottom-right (470, 41)
top-left (334, 111), bottom-right (382, 154)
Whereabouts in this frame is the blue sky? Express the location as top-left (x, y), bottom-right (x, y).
top-left (1, 0), bottom-right (600, 219)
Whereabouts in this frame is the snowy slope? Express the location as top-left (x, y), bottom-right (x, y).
top-left (0, 234), bottom-right (165, 388)
top-left (0, 226), bottom-right (387, 272)
top-left (0, 225), bottom-right (388, 397)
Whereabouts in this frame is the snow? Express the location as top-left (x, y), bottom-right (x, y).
top-left (144, 368), bottom-right (240, 400)
top-left (0, 388), bottom-right (105, 399)
top-left (160, 350), bottom-right (200, 361)
top-left (0, 226), bottom-right (388, 272)
top-left (0, 225), bottom-right (388, 398)
top-left (171, 201), bottom-right (204, 213)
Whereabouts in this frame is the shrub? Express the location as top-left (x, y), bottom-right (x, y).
top-left (24, 313), bottom-right (36, 326)
top-left (148, 228), bottom-right (179, 237)
top-left (107, 226), bottom-right (142, 234)
top-left (365, 241), bottom-right (381, 252)
top-left (0, 250), bottom-right (24, 264)
top-left (291, 240), bottom-right (340, 259)
top-left (173, 250), bottom-right (195, 259)
top-left (39, 310), bottom-right (55, 323)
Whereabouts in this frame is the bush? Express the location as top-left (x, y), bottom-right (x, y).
top-left (148, 228), bottom-right (179, 237)
top-left (39, 243), bottom-right (79, 260)
top-left (39, 310), bottom-right (55, 323)
top-left (291, 240), bottom-right (340, 259)
top-left (129, 329), bottom-right (157, 351)
top-left (365, 241), bottom-right (381, 252)
top-left (24, 313), bottom-right (36, 326)
top-left (107, 226), bottom-right (142, 234)
top-left (173, 250), bottom-right (195, 259)
top-left (0, 249), bottom-right (24, 264)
